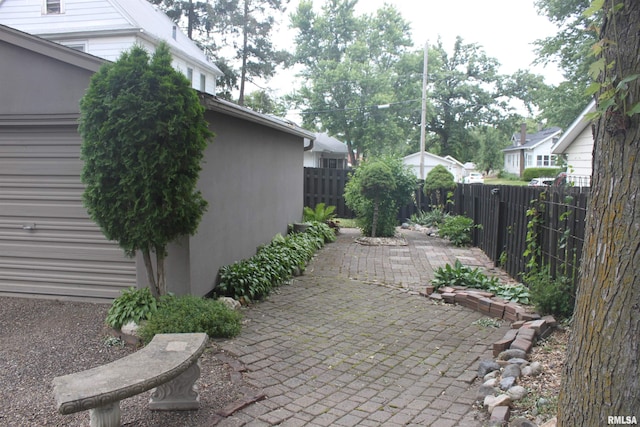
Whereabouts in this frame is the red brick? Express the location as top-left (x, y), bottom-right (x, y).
top-left (503, 311), bottom-right (518, 322)
top-left (542, 315), bottom-right (558, 328)
top-left (439, 286), bottom-right (455, 294)
top-left (492, 329), bottom-right (518, 357)
top-left (523, 319), bottom-right (549, 336)
top-left (467, 290), bottom-right (495, 298)
top-left (428, 293), bottom-right (443, 301)
top-left (451, 285), bottom-right (468, 290)
top-left (425, 285), bottom-right (435, 295)
top-left (478, 297), bottom-right (493, 314)
top-left (510, 337), bottom-right (533, 353)
top-left (454, 292), bottom-right (469, 303)
top-left (490, 405), bottom-right (510, 425)
top-left (511, 320), bottom-right (525, 329)
top-left (517, 327), bottom-right (537, 342)
top-left (518, 311), bottom-right (540, 321)
top-left (441, 292), bottom-right (456, 304)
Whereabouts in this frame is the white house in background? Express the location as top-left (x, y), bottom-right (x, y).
top-left (303, 133), bottom-right (349, 168)
top-left (551, 100), bottom-right (596, 187)
top-left (402, 151), bottom-right (465, 182)
top-left (0, 0), bottom-right (223, 94)
top-left (502, 126), bottom-right (563, 177)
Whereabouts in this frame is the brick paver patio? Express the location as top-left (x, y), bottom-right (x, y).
top-left (217, 228), bottom-right (511, 426)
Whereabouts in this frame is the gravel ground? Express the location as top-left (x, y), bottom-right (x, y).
top-left (0, 296), bottom-right (256, 427)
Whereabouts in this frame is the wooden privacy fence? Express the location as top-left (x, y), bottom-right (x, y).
top-left (303, 167), bottom-right (589, 289)
top-left (450, 184), bottom-right (589, 287)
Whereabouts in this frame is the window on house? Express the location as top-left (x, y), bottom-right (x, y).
top-left (322, 158), bottom-right (341, 169)
top-left (61, 42), bottom-right (86, 52)
top-left (536, 155), bottom-right (555, 167)
top-left (187, 68), bottom-right (193, 84)
top-left (44, 0), bottom-right (63, 14)
top-left (199, 74), bottom-right (206, 91)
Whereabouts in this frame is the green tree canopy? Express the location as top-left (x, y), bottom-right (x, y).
top-left (79, 42), bottom-right (213, 297)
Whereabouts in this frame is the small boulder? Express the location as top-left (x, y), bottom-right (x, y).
top-left (521, 361), bottom-right (543, 376)
top-left (507, 385), bottom-right (528, 401)
top-left (477, 384), bottom-right (495, 401)
top-left (510, 418), bottom-right (538, 427)
top-left (499, 376), bottom-right (516, 390)
top-left (498, 349), bottom-right (527, 360)
top-left (483, 378), bottom-right (498, 387)
top-left (487, 394), bottom-right (512, 413)
top-left (507, 358), bottom-right (529, 365)
top-left (502, 364), bottom-right (521, 379)
top-left (483, 370), bottom-right (499, 381)
top-left (218, 297), bottom-right (241, 310)
top-left (478, 360), bottom-right (501, 377)
top-left (121, 321), bottom-right (139, 336)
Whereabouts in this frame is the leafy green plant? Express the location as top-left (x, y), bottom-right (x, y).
top-left (106, 287), bottom-right (158, 329)
top-left (423, 165), bottom-right (456, 207)
top-left (215, 222), bottom-right (334, 303)
top-left (138, 295), bottom-right (242, 344)
top-left (438, 215), bottom-right (477, 247)
top-left (303, 203), bottom-right (336, 222)
top-left (431, 260), bottom-right (499, 291)
top-left (410, 207), bottom-right (449, 227)
top-left (526, 268), bottom-right (575, 318)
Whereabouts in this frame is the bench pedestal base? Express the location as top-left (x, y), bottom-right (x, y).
top-left (90, 401), bottom-right (120, 427)
top-left (149, 361), bottom-right (201, 410)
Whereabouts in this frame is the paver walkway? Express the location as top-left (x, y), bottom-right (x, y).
top-left (217, 228), bottom-right (511, 427)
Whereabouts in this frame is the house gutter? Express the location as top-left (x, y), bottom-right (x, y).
top-left (199, 94), bottom-right (316, 142)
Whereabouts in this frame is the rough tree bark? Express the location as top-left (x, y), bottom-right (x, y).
top-left (557, 1), bottom-right (640, 425)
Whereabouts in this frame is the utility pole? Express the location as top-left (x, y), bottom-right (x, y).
top-left (418, 41), bottom-right (428, 210)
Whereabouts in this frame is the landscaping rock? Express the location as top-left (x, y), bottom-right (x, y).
top-left (487, 394), bottom-right (512, 413)
top-left (539, 417), bottom-right (558, 427)
top-left (507, 357), bottom-right (529, 365)
top-left (483, 378), bottom-right (498, 387)
top-left (521, 361), bottom-right (543, 377)
top-left (499, 376), bottom-right (516, 390)
top-left (483, 370), bottom-right (499, 381)
top-left (506, 385), bottom-right (528, 401)
top-left (121, 321), bottom-right (140, 337)
top-left (510, 417), bottom-right (538, 427)
top-left (502, 364), bottom-right (521, 379)
top-left (498, 349), bottom-right (527, 361)
top-left (218, 297), bottom-right (241, 310)
top-left (477, 384), bottom-right (496, 401)
top-left (478, 360), bottom-right (501, 377)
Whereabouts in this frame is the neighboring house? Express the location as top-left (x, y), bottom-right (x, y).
top-left (402, 151), bottom-right (465, 182)
top-left (503, 126), bottom-right (563, 177)
top-left (0, 25), bottom-right (314, 300)
top-left (303, 132), bottom-right (349, 169)
top-left (551, 100), bottom-right (595, 187)
top-left (0, 0), bottom-right (223, 95)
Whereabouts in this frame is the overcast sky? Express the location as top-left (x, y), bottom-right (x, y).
top-left (261, 0), bottom-right (563, 120)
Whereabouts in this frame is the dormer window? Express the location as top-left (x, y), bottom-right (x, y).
top-left (44, 0), bottom-right (63, 14)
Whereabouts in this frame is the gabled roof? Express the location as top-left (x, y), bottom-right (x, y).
top-left (503, 127), bottom-right (562, 152)
top-left (309, 133), bottom-right (348, 153)
top-left (200, 94), bottom-right (315, 141)
top-left (551, 100), bottom-right (596, 154)
top-left (403, 151), bottom-right (460, 165)
top-left (0, 23), bottom-right (105, 73)
top-left (0, 0), bottom-right (223, 77)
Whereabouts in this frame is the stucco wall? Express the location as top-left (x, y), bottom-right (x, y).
top-left (0, 40), bottom-right (94, 116)
top-left (180, 110), bottom-right (304, 296)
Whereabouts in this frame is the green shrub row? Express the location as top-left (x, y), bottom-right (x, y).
top-left (215, 221), bottom-right (335, 303)
top-left (432, 260), bottom-right (530, 305)
top-left (523, 167), bottom-right (562, 181)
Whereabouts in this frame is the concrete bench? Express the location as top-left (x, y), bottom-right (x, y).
top-left (52, 333), bottom-right (208, 427)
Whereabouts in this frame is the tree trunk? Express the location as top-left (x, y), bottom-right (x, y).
top-left (371, 197), bottom-right (379, 237)
top-left (156, 249), bottom-right (166, 297)
top-left (238, 0), bottom-right (249, 106)
top-left (142, 249), bottom-right (160, 299)
top-left (558, 2), bottom-right (640, 424)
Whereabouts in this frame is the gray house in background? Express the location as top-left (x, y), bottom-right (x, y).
top-left (0, 25), bottom-right (314, 300)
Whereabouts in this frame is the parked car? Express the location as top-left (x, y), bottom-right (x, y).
top-left (528, 177), bottom-right (555, 187)
top-left (464, 172), bottom-right (484, 184)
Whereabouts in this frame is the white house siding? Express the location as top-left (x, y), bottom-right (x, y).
top-left (0, 0), bottom-right (129, 34)
top-left (503, 152), bottom-right (520, 175)
top-left (563, 126), bottom-right (593, 186)
top-left (0, 0), bottom-right (220, 94)
top-left (402, 152), bottom-right (461, 182)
